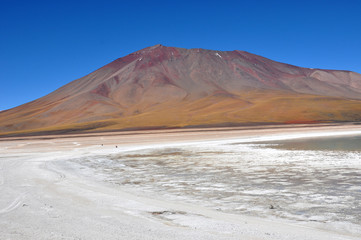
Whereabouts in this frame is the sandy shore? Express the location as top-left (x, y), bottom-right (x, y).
top-left (1, 124), bottom-right (361, 239)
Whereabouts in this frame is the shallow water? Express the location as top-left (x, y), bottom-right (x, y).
top-left (258, 135), bottom-right (361, 151)
top-left (67, 134), bottom-right (361, 230)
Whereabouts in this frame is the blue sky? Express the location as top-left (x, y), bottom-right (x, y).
top-left (1, 0), bottom-right (361, 110)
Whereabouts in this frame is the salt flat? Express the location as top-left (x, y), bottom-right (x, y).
top-left (1, 124), bottom-right (361, 239)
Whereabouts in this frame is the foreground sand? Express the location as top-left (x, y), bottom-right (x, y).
top-left (1, 124), bottom-right (361, 239)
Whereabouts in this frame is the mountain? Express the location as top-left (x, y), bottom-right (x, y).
top-left (1, 44), bottom-right (361, 136)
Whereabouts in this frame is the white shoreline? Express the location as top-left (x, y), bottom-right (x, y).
top-left (1, 125), bottom-right (361, 239)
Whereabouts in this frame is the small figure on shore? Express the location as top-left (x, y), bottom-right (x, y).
top-left (116, 145), bottom-right (118, 148)
top-left (101, 144), bottom-right (103, 146)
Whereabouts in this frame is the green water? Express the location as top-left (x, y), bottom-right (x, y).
top-left (263, 134), bottom-right (361, 151)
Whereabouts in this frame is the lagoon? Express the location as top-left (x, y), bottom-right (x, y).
top-left (67, 133), bottom-right (361, 234)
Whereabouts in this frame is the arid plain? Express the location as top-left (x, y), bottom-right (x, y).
top-left (1, 124), bottom-right (361, 239)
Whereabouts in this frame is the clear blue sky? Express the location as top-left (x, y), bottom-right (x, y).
top-left (1, 0), bottom-right (361, 110)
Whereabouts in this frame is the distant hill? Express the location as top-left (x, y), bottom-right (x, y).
top-left (1, 44), bottom-right (361, 136)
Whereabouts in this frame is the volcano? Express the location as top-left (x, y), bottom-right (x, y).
top-left (2, 44), bottom-right (361, 136)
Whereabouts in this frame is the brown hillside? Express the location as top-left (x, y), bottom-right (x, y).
top-left (1, 45), bottom-right (361, 135)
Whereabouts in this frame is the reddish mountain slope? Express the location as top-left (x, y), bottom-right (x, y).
top-left (1, 45), bottom-right (361, 135)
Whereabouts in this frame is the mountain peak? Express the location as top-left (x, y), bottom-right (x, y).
top-left (1, 45), bottom-right (361, 135)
